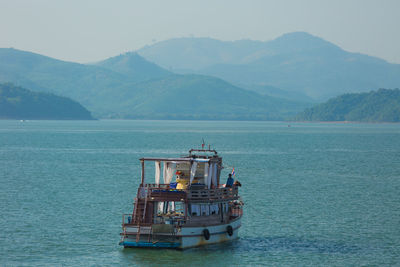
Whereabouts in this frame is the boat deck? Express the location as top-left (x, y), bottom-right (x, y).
top-left (142, 183), bottom-right (239, 202)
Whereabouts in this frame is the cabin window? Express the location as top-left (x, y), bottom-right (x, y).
top-left (156, 201), bottom-right (184, 215)
top-left (174, 202), bottom-right (185, 215)
top-left (221, 203), bottom-right (228, 213)
top-left (190, 204), bottom-right (200, 216)
top-left (155, 201), bottom-right (170, 215)
top-left (192, 163), bottom-right (205, 184)
top-left (156, 202), bottom-right (163, 215)
top-left (201, 204), bottom-right (209, 216)
top-left (190, 203), bottom-right (220, 216)
top-left (210, 204), bottom-right (219, 215)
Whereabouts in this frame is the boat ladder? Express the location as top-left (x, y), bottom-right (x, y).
top-left (136, 188), bottom-right (149, 243)
top-left (136, 224), bottom-right (141, 243)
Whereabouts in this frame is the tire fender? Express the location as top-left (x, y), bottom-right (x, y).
top-left (203, 229), bottom-right (210, 240)
top-left (227, 225), bottom-right (233, 236)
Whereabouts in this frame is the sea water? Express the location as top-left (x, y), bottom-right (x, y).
top-left (0, 120), bottom-right (399, 266)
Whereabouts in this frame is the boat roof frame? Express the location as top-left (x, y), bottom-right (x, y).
top-left (139, 149), bottom-right (222, 185)
top-left (140, 157), bottom-right (192, 162)
top-left (139, 149), bottom-right (219, 162)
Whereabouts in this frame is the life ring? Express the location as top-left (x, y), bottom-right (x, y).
top-left (227, 225), bottom-right (233, 236)
top-left (203, 229), bottom-right (210, 240)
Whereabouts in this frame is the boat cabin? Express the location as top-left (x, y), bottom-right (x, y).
top-left (124, 149), bottom-right (240, 226)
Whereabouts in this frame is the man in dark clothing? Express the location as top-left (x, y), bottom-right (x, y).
top-left (226, 173), bottom-right (234, 187)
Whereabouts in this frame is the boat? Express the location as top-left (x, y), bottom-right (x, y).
top-left (119, 148), bottom-right (243, 249)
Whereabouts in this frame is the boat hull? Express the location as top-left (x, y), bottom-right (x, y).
top-left (120, 218), bottom-right (241, 249)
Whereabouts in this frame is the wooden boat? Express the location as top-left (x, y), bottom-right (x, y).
top-left (119, 148), bottom-right (243, 249)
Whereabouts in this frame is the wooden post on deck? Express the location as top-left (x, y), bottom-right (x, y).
top-left (141, 160), bottom-right (145, 186)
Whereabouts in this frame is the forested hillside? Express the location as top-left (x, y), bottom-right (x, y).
top-left (295, 89), bottom-right (400, 122)
top-left (0, 83), bottom-right (93, 120)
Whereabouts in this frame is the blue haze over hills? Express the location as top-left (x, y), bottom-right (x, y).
top-left (0, 32), bottom-right (399, 120)
top-left (138, 32), bottom-right (400, 101)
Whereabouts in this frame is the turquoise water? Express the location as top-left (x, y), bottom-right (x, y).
top-left (1, 120), bottom-right (400, 266)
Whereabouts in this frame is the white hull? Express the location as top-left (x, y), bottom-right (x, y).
top-left (179, 218), bottom-right (241, 248)
top-left (121, 218), bottom-right (241, 249)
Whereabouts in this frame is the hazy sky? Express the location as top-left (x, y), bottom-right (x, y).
top-left (1, 0), bottom-right (399, 64)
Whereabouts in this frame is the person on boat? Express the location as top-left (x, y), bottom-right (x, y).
top-left (234, 180), bottom-right (242, 187)
top-left (226, 173), bottom-right (234, 187)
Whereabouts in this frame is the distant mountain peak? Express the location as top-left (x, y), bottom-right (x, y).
top-left (137, 31), bottom-right (346, 71)
top-left (98, 52), bottom-right (149, 65)
top-left (95, 51), bottom-right (171, 80)
top-left (270, 31), bottom-right (342, 52)
top-left (277, 31), bottom-right (321, 41)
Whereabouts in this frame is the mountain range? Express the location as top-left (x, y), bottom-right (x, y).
top-left (138, 32), bottom-right (400, 101)
top-left (0, 32), bottom-right (399, 120)
top-left (0, 46), bottom-right (309, 120)
top-left (0, 48), bottom-right (170, 115)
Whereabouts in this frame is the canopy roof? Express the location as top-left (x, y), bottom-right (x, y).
top-left (140, 157), bottom-right (212, 162)
top-left (140, 149), bottom-right (219, 163)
